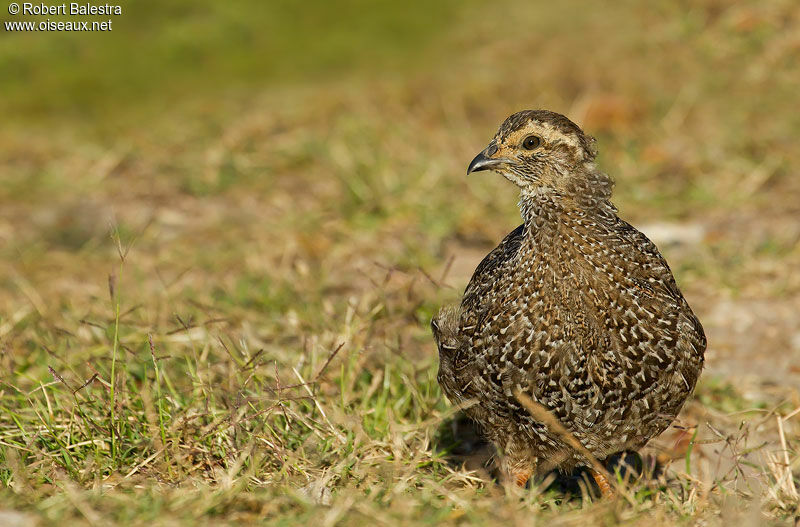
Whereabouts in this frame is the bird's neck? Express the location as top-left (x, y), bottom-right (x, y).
top-left (518, 188), bottom-right (618, 240)
top-left (519, 170), bottom-right (617, 230)
top-left (518, 188), bottom-right (565, 230)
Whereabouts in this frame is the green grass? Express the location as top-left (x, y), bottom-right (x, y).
top-left (2, 0), bottom-right (800, 525)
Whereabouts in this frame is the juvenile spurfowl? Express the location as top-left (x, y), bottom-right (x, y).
top-left (432, 110), bottom-right (706, 494)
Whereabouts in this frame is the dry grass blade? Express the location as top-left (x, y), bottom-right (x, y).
top-left (515, 391), bottom-right (630, 500)
top-left (776, 414), bottom-right (798, 500)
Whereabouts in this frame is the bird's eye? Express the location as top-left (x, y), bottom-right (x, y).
top-left (522, 135), bottom-right (541, 150)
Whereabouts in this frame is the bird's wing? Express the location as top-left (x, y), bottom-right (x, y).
top-left (610, 217), bottom-right (684, 300)
top-left (459, 224), bottom-right (525, 331)
top-left (612, 217), bottom-right (706, 355)
top-left (572, 215), bottom-right (707, 399)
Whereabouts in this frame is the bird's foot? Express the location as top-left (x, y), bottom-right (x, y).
top-left (511, 467), bottom-right (532, 487)
top-left (590, 468), bottom-right (614, 498)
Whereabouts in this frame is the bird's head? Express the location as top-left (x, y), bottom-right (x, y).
top-left (467, 110), bottom-right (600, 197)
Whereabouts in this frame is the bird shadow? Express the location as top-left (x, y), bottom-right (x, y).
top-left (433, 411), bottom-right (663, 498)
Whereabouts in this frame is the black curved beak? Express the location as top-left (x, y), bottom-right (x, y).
top-left (466, 143), bottom-right (504, 174)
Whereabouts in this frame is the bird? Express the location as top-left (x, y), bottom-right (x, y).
top-left (432, 110), bottom-right (706, 495)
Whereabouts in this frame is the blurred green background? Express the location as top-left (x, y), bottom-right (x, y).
top-left (3, 0), bottom-right (471, 121)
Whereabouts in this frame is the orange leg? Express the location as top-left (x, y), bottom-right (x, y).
top-left (512, 467), bottom-right (532, 487)
top-left (590, 468), bottom-right (614, 498)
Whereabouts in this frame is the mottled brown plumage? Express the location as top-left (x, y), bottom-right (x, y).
top-left (432, 110), bottom-right (706, 489)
